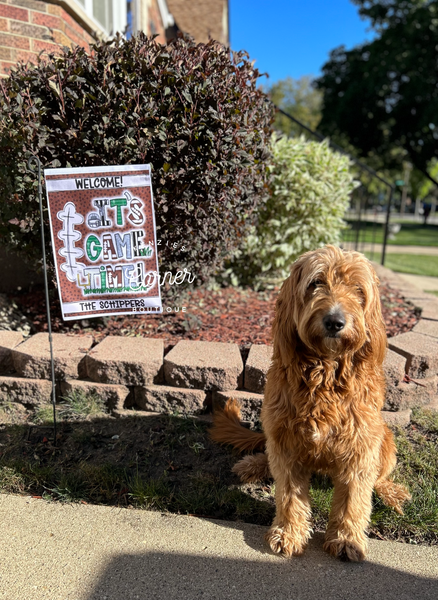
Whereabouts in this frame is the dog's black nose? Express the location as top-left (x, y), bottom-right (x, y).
top-left (323, 312), bottom-right (346, 333)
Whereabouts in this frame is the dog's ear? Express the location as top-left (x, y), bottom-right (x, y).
top-left (272, 261), bottom-right (302, 367)
top-left (360, 268), bottom-right (387, 365)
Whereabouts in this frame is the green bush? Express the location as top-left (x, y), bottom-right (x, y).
top-left (221, 134), bottom-right (359, 288)
top-left (0, 34), bottom-right (274, 296)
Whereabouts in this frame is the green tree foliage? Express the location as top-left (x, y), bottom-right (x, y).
top-left (221, 135), bottom-right (359, 289)
top-left (0, 34), bottom-right (274, 296)
top-left (351, 0), bottom-right (429, 29)
top-left (268, 76), bottom-right (322, 137)
top-left (410, 159), bottom-right (438, 202)
top-left (316, 0), bottom-right (438, 181)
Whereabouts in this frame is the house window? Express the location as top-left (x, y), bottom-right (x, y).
top-left (70, 0), bottom-right (127, 36)
top-left (93, 0), bottom-right (114, 33)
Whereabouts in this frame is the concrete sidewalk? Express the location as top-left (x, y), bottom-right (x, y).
top-left (1, 494), bottom-right (437, 600)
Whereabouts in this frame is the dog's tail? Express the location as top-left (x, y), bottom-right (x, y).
top-left (374, 479), bottom-right (411, 515)
top-left (232, 453), bottom-right (271, 482)
top-left (209, 398), bottom-right (266, 453)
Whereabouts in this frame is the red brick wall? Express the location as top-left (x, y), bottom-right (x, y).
top-left (167, 0), bottom-right (229, 45)
top-left (0, 0), bottom-right (95, 77)
top-left (146, 0), bottom-right (166, 45)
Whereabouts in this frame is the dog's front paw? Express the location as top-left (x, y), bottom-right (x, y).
top-left (265, 527), bottom-right (307, 557)
top-left (323, 538), bottom-right (366, 562)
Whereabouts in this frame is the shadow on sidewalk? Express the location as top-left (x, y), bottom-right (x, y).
top-left (85, 541), bottom-right (438, 600)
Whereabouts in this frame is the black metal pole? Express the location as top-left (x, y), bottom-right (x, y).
top-left (354, 193), bottom-right (362, 252)
top-left (381, 185), bottom-right (394, 266)
top-left (370, 207), bottom-right (377, 262)
top-left (27, 155), bottom-right (57, 444)
top-left (360, 193), bottom-right (368, 255)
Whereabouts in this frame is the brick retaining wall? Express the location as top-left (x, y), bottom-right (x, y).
top-left (0, 265), bottom-right (437, 426)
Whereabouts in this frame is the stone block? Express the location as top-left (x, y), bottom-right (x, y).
top-left (12, 333), bottom-right (93, 380)
top-left (413, 297), bottom-right (438, 311)
top-left (244, 344), bottom-right (273, 393)
top-left (384, 375), bottom-right (437, 411)
top-left (0, 330), bottom-right (24, 371)
top-left (413, 319), bottom-right (438, 339)
top-left (382, 409), bottom-right (411, 427)
top-left (85, 336), bottom-right (163, 385)
top-left (213, 389), bottom-right (264, 423)
top-left (0, 375), bottom-right (52, 406)
top-left (60, 379), bottom-right (130, 412)
top-left (164, 340), bottom-right (243, 391)
top-left (419, 303), bottom-right (438, 321)
top-left (423, 396), bottom-right (438, 413)
top-left (388, 332), bottom-right (438, 378)
top-left (383, 349), bottom-right (406, 388)
top-left (398, 289), bottom-right (433, 302)
top-left (407, 297), bottom-right (438, 321)
top-left (135, 385), bottom-right (206, 415)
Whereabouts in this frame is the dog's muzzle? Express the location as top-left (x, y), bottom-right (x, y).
top-left (323, 310), bottom-right (346, 338)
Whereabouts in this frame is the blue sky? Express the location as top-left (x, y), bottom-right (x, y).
top-left (229, 0), bottom-right (375, 84)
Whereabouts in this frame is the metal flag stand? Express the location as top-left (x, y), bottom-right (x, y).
top-left (27, 155), bottom-right (57, 445)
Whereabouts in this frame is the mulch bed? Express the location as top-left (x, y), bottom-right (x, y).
top-left (10, 280), bottom-right (419, 349)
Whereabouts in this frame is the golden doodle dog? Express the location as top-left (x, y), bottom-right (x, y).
top-left (211, 245), bottom-right (410, 562)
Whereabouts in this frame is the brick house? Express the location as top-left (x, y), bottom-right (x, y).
top-left (167, 0), bottom-right (228, 45)
top-left (132, 0), bottom-right (230, 45)
top-left (133, 0), bottom-right (175, 41)
top-left (1, 1), bottom-right (96, 77)
top-left (0, 0), bottom-right (229, 77)
top-left (0, 0), bottom-right (174, 77)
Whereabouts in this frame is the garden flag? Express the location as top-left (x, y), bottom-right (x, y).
top-left (44, 164), bottom-right (162, 320)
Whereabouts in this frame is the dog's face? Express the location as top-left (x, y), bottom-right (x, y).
top-left (273, 246), bottom-right (387, 364)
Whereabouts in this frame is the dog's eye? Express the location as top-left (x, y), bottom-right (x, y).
top-left (308, 279), bottom-right (323, 289)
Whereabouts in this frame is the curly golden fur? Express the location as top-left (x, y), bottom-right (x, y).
top-left (210, 245), bottom-right (410, 562)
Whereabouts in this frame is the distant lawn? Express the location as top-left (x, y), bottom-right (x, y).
top-left (368, 253), bottom-right (438, 277)
top-left (344, 221), bottom-right (438, 247)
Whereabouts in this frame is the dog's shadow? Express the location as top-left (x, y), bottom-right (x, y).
top-left (203, 513), bottom-right (274, 556)
top-left (202, 514), bottom-right (327, 558)
top-left (85, 531), bottom-right (438, 600)
top-left (197, 516), bottom-right (438, 598)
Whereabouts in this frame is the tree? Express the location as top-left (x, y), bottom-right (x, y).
top-left (268, 76), bottom-right (322, 137)
top-left (316, 0), bottom-right (438, 184)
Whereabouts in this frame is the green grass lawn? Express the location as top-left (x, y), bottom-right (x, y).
top-left (344, 221), bottom-right (438, 247)
top-left (367, 253), bottom-right (438, 277)
top-left (1, 400), bottom-right (437, 545)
